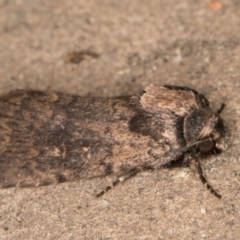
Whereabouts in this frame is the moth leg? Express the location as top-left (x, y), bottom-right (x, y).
top-left (188, 159), bottom-right (222, 199)
top-left (95, 168), bottom-right (140, 198)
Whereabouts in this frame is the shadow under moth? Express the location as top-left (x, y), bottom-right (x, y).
top-left (0, 85), bottom-right (228, 198)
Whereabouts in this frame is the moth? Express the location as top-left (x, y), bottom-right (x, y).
top-left (0, 85), bottom-right (228, 198)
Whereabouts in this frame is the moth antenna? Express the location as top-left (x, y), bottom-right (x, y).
top-left (95, 168), bottom-right (140, 197)
top-left (178, 139), bottom-right (207, 153)
top-left (216, 103), bottom-right (225, 115)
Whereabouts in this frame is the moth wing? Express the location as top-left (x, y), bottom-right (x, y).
top-left (0, 90), bottom-right (114, 188)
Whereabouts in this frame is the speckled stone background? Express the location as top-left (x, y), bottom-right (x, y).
top-left (0, 0), bottom-right (240, 239)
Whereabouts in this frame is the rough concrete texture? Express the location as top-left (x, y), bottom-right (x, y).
top-left (0, 0), bottom-right (240, 239)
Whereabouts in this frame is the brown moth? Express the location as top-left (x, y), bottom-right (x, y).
top-left (0, 85), bottom-right (228, 198)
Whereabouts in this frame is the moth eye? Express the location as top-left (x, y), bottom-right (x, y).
top-left (198, 140), bottom-right (216, 154)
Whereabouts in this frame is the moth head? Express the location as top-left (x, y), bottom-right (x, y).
top-left (184, 106), bottom-right (228, 155)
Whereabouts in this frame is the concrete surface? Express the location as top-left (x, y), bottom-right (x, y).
top-left (0, 0), bottom-right (240, 239)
